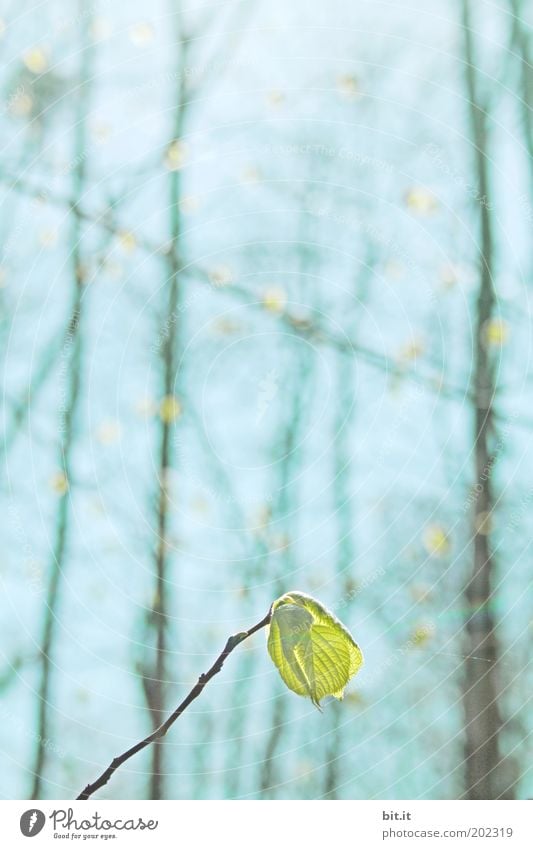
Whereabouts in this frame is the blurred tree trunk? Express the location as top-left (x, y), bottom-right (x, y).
top-left (145, 20), bottom-right (190, 801)
top-left (143, 1), bottom-right (258, 799)
top-left (259, 354), bottom-right (308, 797)
top-left (460, 0), bottom-right (513, 800)
top-left (323, 254), bottom-right (373, 799)
top-left (258, 220), bottom-right (317, 798)
top-left (30, 5), bottom-right (93, 799)
top-left (508, 0), bottom-right (533, 167)
top-left (323, 347), bottom-right (355, 800)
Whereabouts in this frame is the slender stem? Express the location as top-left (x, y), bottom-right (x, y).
top-left (30, 5), bottom-right (93, 799)
top-left (76, 609), bottom-right (272, 801)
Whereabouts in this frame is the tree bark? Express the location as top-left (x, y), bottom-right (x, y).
top-left (460, 0), bottom-right (512, 800)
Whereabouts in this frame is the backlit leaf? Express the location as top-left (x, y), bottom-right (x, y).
top-left (267, 591), bottom-right (363, 708)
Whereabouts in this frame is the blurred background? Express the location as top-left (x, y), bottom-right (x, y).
top-left (0, 0), bottom-right (532, 800)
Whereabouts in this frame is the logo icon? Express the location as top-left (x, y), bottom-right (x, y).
top-left (20, 810), bottom-right (45, 837)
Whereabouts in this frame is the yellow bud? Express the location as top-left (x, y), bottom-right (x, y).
top-left (159, 395), bottom-right (182, 423)
top-left (208, 265), bottom-right (233, 287)
top-left (475, 511), bottom-right (493, 535)
top-left (164, 140), bottom-right (187, 171)
top-left (129, 22), bottom-right (154, 46)
top-left (266, 90), bottom-right (285, 107)
top-left (23, 47), bottom-right (48, 74)
top-left (241, 165), bottom-right (261, 184)
top-left (262, 286), bottom-right (287, 314)
top-left (398, 339), bottom-right (425, 362)
top-left (410, 622), bottom-right (435, 647)
top-left (337, 74), bottom-right (360, 99)
top-left (405, 186), bottom-right (438, 216)
top-left (96, 420), bottom-right (121, 445)
top-left (118, 231), bottom-right (137, 253)
top-left (50, 471), bottom-right (68, 495)
top-left (422, 524), bottom-right (450, 556)
top-left (483, 318), bottom-right (508, 347)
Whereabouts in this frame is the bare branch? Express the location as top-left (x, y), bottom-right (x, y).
top-left (76, 608), bottom-right (272, 801)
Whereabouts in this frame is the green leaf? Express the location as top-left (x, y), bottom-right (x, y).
top-left (267, 591), bottom-right (363, 708)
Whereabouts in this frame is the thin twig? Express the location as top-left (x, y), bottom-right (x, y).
top-left (5, 172), bottom-right (533, 432)
top-left (30, 5), bottom-right (94, 798)
top-left (76, 608), bottom-right (272, 801)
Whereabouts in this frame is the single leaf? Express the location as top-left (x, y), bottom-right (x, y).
top-left (267, 591), bottom-right (363, 708)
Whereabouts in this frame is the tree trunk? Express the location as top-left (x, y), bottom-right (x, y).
top-left (31, 4), bottom-right (93, 799)
top-left (460, 0), bottom-right (513, 800)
